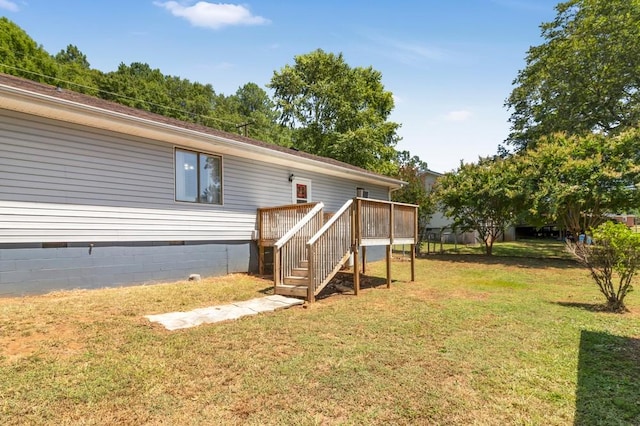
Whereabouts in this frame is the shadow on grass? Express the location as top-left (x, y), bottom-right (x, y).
top-left (315, 271), bottom-right (389, 300)
top-left (553, 301), bottom-right (611, 312)
top-left (417, 253), bottom-right (581, 270)
top-left (575, 330), bottom-right (640, 425)
top-left (257, 286), bottom-right (275, 295)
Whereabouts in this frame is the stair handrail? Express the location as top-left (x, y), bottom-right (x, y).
top-left (307, 198), bottom-right (353, 246)
top-left (306, 198), bottom-right (355, 301)
top-left (274, 202), bottom-right (325, 249)
top-left (273, 202), bottom-right (325, 287)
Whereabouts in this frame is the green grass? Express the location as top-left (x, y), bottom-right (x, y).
top-left (0, 245), bottom-right (639, 425)
top-left (420, 238), bottom-right (574, 259)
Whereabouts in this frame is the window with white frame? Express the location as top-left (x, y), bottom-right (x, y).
top-left (175, 148), bottom-right (222, 204)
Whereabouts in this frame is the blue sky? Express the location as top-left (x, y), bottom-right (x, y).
top-left (1, 0), bottom-right (559, 172)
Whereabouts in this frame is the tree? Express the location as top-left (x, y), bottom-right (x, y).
top-left (0, 17), bottom-right (59, 84)
top-left (54, 44), bottom-right (90, 69)
top-left (506, 0), bottom-right (640, 150)
top-left (98, 62), bottom-right (217, 123)
top-left (514, 130), bottom-right (640, 237)
top-left (433, 157), bottom-right (521, 255)
top-left (210, 84), bottom-right (293, 147)
top-left (54, 44), bottom-right (101, 95)
top-left (567, 222), bottom-right (640, 312)
top-left (391, 151), bottom-right (435, 254)
top-left (269, 49), bottom-right (400, 174)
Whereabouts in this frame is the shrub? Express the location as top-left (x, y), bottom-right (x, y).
top-left (567, 222), bottom-right (640, 312)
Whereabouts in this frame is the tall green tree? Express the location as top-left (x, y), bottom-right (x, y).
top-left (269, 49), bottom-right (399, 174)
top-left (54, 44), bottom-right (101, 95)
top-left (54, 44), bottom-right (90, 69)
top-left (210, 84), bottom-right (292, 146)
top-left (506, 0), bottom-right (640, 150)
top-left (433, 157), bottom-right (522, 255)
top-left (514, 130), bottom-right (640, 236)
top-left (0, 17), bottom-right (59, 83)
top-left (99, 62), bottom-right (173, 114)
top-left (98, 62), bottom-right (216, 122)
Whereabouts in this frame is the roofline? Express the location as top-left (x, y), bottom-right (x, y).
top-left (0, 77), bottom-right (405, 189)
top-left (420, 169), bottom-right (443, 177)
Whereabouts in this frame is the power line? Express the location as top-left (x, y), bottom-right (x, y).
top-left (0, 62), bottom-right (242, 129)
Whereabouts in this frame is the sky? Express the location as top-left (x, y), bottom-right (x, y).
top-left (1, 0), bottom-right (560, 173)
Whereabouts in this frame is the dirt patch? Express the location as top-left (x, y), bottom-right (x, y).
top-left (1, 323), bottom-right (84, 362)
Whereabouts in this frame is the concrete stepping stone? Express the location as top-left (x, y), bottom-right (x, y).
top-left (145, 295), bottom-right (303, 331)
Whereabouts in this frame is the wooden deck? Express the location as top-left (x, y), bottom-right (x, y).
top-left (257, 198), bottom-right (418, 302)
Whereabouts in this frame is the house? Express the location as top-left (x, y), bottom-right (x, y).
top-left (420, 169), bottom-right (515, 246)
top-left (420, 169), bottom-right (477, 245)
top-left (0, 73), bottom-right (417, 299)
top-left (607, 214), bottom-right (637, 228)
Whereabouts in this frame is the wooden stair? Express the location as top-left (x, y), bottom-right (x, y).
top-left (276, 260), bottom-right (309, 297)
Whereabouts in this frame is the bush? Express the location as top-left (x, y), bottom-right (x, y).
top-left (567, 222), bottom-right (640, 312)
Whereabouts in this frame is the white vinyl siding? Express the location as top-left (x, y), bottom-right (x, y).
top-left (0, 201), bottom-right (254, 242)
top-left (0, 110), bottom-right (391, 243)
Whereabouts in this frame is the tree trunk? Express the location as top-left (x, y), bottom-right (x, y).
top-left (485, 240), bottom-right (493, 256)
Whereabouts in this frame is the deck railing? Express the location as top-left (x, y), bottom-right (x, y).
top-left (261, 197), bottom-right (418, 301)
top-left (393, 204), bottom-right (419, 243)
top-left (273, 203), bottom-right (325, 286)
top-left (356, 198), bottom-right (418, 245)
top-left (306, 199), bottom-right (354, 301)
top-left (258, 202), bottom-right (319, 245)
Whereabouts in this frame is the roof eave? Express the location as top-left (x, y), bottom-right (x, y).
top-left (0, 82), bottom-right (405, 190)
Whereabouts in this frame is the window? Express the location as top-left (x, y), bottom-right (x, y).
top-left (356, 187), bottom-right (369, 198)
top-left (175, 148), bottom-right (222, 204)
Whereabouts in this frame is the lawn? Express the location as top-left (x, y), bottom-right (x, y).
top-left (419, 238), bottom-right (574, 259)
top-left (1, 242), bottom-right (639, 425)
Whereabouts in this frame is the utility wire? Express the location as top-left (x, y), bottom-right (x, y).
top-left (0, 62), bottom-right (244, 129)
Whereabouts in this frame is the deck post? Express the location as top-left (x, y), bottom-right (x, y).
top-left (388, 203), bottom-right (394, 288)
top-left (258, 210), bottom-right (264, 275)
top-left (410, 244), bottom-right (416, 282)
top-left (258, 245), bottom-right (265, 276)
top-left (353, 245), bottom-right (360, 295)
top-left (353, 198), bottom-right (361, 296)
top-left (386, 244), bottom-right (392, 288)
top-left (412, 205), bottom-right (418, 282)
top-left (273, 248), bottom-right (281, 289)
top-left (307, 244), bottom-right (315, 303)
top-left (362, 246), bottom-right (367, 274)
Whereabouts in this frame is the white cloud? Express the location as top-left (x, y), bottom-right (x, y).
top-left (444, 110), bottom-right (473, 122)
top-left (0, 0), bottom-right (19, 12)
top-left (154, 1), bottom-right (270, 30)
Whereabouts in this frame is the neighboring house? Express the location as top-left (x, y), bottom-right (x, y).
top-left (0, 73), bottom-right (414, 297)
top-left (607, 214), bottom-right (637, 228)
top-left (420, 169), bottom-right (515, 245)
top-left (420, 169), bottom-right (477, 244)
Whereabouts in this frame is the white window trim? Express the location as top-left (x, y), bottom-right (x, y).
top-left (173, 147), bottom-right (224, 205)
